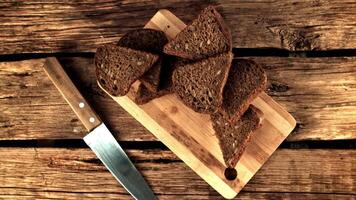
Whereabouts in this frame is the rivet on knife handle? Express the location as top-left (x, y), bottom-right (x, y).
top-left (43, 57), bottom-right (101, 131)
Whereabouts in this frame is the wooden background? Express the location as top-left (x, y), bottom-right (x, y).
top-left (0, 0), bottom-right (355, 199)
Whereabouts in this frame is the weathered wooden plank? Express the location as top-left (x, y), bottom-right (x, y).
top-left (0, 0), bottom-right (355, 54)
top-left (251, 57), bottom-right (356, 141)
top-left (0, 148), bottom-right (354, 199)
top-left (0, 191), bottom-right (353, 200)
top-left (1, 57), bottom-right (355, 141)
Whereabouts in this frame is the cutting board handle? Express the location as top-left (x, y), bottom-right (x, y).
top-left (43, 57), bottom-right (101, 131)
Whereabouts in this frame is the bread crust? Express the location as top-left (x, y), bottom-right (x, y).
top-left (210, 6), bottom-right (232, 53)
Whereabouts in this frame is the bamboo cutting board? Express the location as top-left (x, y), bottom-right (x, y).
top-left (99, 10), bottom-right (296, 199)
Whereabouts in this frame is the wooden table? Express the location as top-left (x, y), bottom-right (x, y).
top-left (0, 1), bottom-right (355, 199)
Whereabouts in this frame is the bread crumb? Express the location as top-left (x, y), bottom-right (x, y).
top-left (207, 39), bottom-right (211, 45)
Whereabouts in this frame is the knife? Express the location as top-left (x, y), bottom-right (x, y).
top-left (43, 57), bottom-right (156, 200)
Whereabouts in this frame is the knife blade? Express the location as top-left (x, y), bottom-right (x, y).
top-left (43, 57), bottom-right (156, 200)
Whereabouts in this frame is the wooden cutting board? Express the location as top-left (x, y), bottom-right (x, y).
top-left (99, 10), bottom-right (296, 199)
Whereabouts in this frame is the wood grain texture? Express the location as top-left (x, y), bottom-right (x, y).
top-left (252, 57), bottom-right (356, 141)
top-left (0, 148), bottom-right (354, 199)
top-left (0, 0), bottom-right (355, 54)
top-left (1, 57), bottom-right (355, 141)
top-left (1, 192), bottom-right (353, 200)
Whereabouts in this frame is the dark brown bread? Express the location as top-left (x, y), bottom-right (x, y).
top-left (173, 52), bottom-right (233, 114)
top-left (140, 59), bottom-right (163, 92)
top-left (140, 55), bottom-right (180, 93)
top-left (134, 83), bottom-right (171, 105)
top-left (95, 44), bottom-right (158, 96)
top-left (163, 6), bottom-right (232, 60)
top-left (117, 29), bottom-right (168, 54)
top-left (118, 29), bottom-right (168, 92)
top-left (158, 56), bottom-right (189, 92)
top-left (220, 59), bottom-right (267, 123)
top-left (134, 57), bottom-right (183, 104)
top-left (211, 106), bottom-right (263, 168)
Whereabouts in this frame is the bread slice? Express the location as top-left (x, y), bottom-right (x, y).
top-left (118, 29), bottom-right (168, 92)
top-left (211, 106), bottom-right (263, 168)
top-left (95, 44), bottom-right (158, 96)
top-left (134, 57), bottom-right (187, 105)
top-left (118, 29), bottom-right (168, 54)
top-left (138, 55), bottom-right (177, 93)
top-left (163, 6), bottom-right (232, 60)
top-left (157, 56), bottom-right (186, 91)
top-left (134, 83), bottom-right (171, 105)
top-left (173, 52), bottom-right (233, 114)
top-left (140, 59), bottom-right (163, 92)
top-left (220, 59), bottom-right (267, 123)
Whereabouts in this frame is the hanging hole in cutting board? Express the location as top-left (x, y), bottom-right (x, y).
top-left (224, 167), bottom-right (237, 180)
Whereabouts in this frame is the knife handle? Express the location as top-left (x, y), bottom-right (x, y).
top-left (43, 57), bottom-right (101, 132)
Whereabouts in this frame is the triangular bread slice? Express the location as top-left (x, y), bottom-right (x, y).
top-left (219, 59), bottom-right (267, 123)
top-left (163, 6), bottom-right (232, 60)
top-left (95, 44), bottom-right (158, 96)
top-left (173, 52), bottom-right (233, 114)
top-left (134, 57), bottom-right (187, 105)
top-left (118, 29), bottom-right (168, 92)
top-left (211, 106), bottom-right (263, 168)
top-left (139, 59), bottom-right (164, 92)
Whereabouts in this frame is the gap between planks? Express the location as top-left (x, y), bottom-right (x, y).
top-left (1, 139), bottom-right (355, 150)
top-left (0, 49), bottom-right (356, 62)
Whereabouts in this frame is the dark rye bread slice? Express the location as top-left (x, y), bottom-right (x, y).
top-left (139, 54), bottom-right (178, 93)
top-left (118, 29), bottom-right (168, 53)
top-left (95, 44), bottom-right (158, 96)
top-left (220, 59), bottom-right (267, 123)
top-left (173, 52), bottom-right (233, 114)
top-left (140, 59), bottom-right (163, 92)
top-left (134, 57), bottom-right (183, 105)
top-left (134, 83), bottom-right (171, 105)
top-left (211, 106), bottom-right (263, 168)
top-left (158, 56), bottom-right (189, 92)
top-left (163, 6), bottom-right (232, 60)
top-left (118, 29), bottom-right (168, 92)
